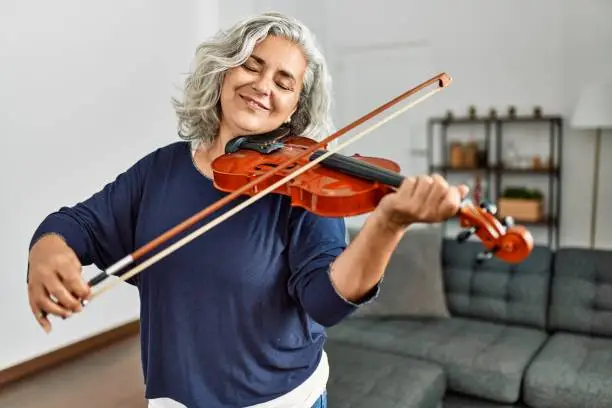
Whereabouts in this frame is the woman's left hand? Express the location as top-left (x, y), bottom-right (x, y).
top-left (374, 174), bottom-right (469, 231)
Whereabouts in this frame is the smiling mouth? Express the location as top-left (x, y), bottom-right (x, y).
top-left (240, 95), bottom-right (270, 111)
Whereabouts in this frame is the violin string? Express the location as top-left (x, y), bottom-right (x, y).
top-left (89, 86), bottom-right (443, 301)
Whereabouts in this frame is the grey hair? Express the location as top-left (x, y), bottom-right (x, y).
top-left (172, 11), bottom-right (335, 146)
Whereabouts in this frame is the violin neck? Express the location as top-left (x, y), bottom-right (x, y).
top-left (310, 150), bottom-right (404, 188)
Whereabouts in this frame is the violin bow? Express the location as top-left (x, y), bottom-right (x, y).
top-left (85, 73), bottom-right (451, 302)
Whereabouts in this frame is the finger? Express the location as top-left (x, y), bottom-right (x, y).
top-left (34, 310), bottom-right (52, 333)
top-left (422, 179), bottom-right (456, 220)
top-left (38, 294), bottom-right (73, 319)
top-left (411, 175), bottom-right (433, 202)
top-left (29, 296), bottom-right (52, 333)
top-left (58, 271), bottom-right (91, 306)
top-left (441, 185), bottom-right (466, 216)
top-left (399, 176), bottom-right (416, 195)
top-left (411, 175), bottom-right (440, 220)
top-left (428, 174), bottom-right (450, 205)
top-left (430, 173), bottom-right (448, 187)
top-left (395, 177), bottom-right (416, 209)
top-left (46, 278), bottom-right (83, 313)
top-left (34, 281), bottom-right (73, 318)
top-left (56, 255), bottom-right (90, 301)
top-left (457, 184), bottom-right (470, 200)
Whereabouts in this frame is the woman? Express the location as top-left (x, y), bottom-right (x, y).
top-left (26, 11), bottom-right (467, 408)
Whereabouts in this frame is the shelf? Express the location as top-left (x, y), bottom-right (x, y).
top-left (429, 115), bottom-right (562, 125)
top-left (430, 166), bottom-right (491, 173)
top-left (430, 165), bottom-right (560, 176)
top-left (449, 215), bottom-right (555, 226)
top-left (496, 115), bottom-right (562, 124)
top-left (510, 216), bottom-right (556, 226)
top-left (429, 117), bottom-right (492, 125)
top-left (496, 166), bottom-right (560, 175)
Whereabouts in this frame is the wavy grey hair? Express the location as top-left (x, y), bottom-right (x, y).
top-left (172, 12), bottom-right (334, 146)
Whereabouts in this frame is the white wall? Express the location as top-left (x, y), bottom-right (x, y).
top-left (243, 0), bottom-right (612, 248)
top-left (0, 0), bottom-right (219, 371)
top-left (2, 0), bottom-right (611, 372)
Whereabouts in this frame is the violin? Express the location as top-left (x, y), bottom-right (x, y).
top-left (213, 131), bottom-right (533, 264)
top-left (76, 72), bottom-right (533, 306)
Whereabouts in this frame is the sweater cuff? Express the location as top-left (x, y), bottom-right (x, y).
top-left (306, 264), bottom-right (381, 327)
top-left (327, 266), bottom-right (381, 307)
top-left (29, 213), bottom-right (90, 264)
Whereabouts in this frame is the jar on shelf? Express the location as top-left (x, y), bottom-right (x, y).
top-left (503, 141), bottom-right (520, 168)
top-left (463, 142), bottom-right (478, 168)
top-left (449, 142), bottom-right (464, 168)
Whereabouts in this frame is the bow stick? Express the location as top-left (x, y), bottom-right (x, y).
top-left (83, 73), bottom-right (451, 303)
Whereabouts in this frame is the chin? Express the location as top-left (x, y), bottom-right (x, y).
top-left (233, 117), bottom-right (279, 135)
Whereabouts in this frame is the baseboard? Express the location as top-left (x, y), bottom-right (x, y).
top-left (0, 319), bottom-right (140, 388)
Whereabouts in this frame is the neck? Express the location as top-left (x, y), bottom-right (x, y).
top-left (192, 124), bottom-right (240, 178)
top-left (197, 123), bottom-right (236, 158)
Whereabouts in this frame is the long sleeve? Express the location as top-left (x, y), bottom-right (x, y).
top-left (286, 209), bottom-right (380, 327)
top-left (28, 150), bottom-right (157, 283)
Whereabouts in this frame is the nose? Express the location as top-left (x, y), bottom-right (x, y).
top-left (251, 74), bottom-right (272, 95)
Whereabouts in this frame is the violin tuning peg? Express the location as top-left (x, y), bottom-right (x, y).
top-left (457, 227), bottom-right (477, 243)
top-left (477, 250), bottom-right (494, 261)
top-left (479, 200), bottom-right (497, 215)
top-left (475, 247), bottom-right (499, 264)
top-left (501, 216), bottom-right (514, 228)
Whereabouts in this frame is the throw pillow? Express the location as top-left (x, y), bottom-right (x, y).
top-left (349, 223), bottom-right (450, 319)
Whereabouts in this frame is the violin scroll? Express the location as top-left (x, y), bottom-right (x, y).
top-left (455, 200), bottom-right (533, 264)
top-left (438, 73), bottom-right (452, 88)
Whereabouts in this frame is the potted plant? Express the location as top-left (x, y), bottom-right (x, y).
top-left (497, 186), bottom-right (544, 222)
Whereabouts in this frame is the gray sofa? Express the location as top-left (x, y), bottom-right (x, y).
top-left (324, 228), bottom-right (612, 407)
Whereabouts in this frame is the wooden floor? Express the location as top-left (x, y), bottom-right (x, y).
top-left (0, 335), bottom-right (146, 408)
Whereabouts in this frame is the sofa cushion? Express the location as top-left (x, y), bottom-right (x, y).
top-left (348, 225), bottom-right (450, 318)
top-left (523, 332), bottom-right (612, 408)
top-left (326, 316), bottom-right (548, 403)
top-left (325, 339), bottom-right (445, 408)
top-left (442, 239), bottom-right (553, 329)
top-left (548, 248), bottom-right (612, 336)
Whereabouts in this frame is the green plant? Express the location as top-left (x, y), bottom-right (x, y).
top-left (501, 186), bottom-right (543, 200)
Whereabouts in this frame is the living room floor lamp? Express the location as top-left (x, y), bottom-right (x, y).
top-left (571, 81), bottom-right (612, 248)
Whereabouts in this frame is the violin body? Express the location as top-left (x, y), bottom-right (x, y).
top-left (212, 135), bottom-right (401, 217)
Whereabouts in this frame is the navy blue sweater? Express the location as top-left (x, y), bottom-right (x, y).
top-left (29, 141), bottom-right (379, 407)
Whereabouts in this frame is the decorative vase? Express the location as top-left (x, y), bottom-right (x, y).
top-left (533, 106), bottom-right (542, 118)
top-left (468, 106), bottom-right (477, 119)
top-left (508, 106), bottom-right (517, 119)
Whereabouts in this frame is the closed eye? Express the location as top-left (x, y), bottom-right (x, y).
top-left (242, 63), bottom-right (258, 72)
top-left (277, 82), bottom-right (292, 91)
top-left (242, 57), bottom-right (295, 92)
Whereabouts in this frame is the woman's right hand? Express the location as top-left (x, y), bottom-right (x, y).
top-left (27, 234), bottom-right (91, 332)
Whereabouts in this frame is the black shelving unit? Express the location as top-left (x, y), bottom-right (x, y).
top-left (427, 114), bottom-right (563, 249)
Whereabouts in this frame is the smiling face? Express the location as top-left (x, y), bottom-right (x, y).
top-left (218, 35), bottom-right (307, 141)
